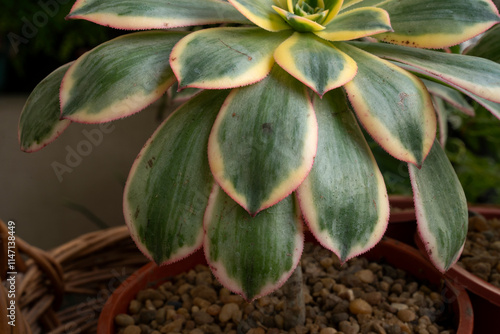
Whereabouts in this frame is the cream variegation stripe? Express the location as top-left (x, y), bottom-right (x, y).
top-left (61, 31), bottom-right (186, 123)
top-left (315, 7), bottom-right (392, 41)
top-left (19, 63), bottom-right (72, 152)
top-left (208, 66), bottom-right (318, 215)
top-left (170, 27), bottom-right (291, 89)
top-left (337, 42), bottom-right (435, 166)
top-left (355, 41), bottom-right (500, 104)
top-left (322, 0), bottom-right (344, 26)
top-left (204, 185), bottom-right (304, 301)
top-left (409, 140), bottom-right (468, 272)
top-left (124, 90), bottom-right (229, 265)
top-left (397, 62), bottom-right (500, 121)
top-left (69, 0), bottom-right (251, 30)
top-left (339, 0), bottom-right (391, 13)
top-left (274, 32), bottom-right (357, 96)
top-left (273, 6), bottom-right (326, 31)
top-left (376, 0), bottom-right (500, 49)
top-left (297, 90), bottom-right (389, 262)
top-left (229, 0), bottom-right (291, 31)
top-left (422, 79), bottom-right (474, 116)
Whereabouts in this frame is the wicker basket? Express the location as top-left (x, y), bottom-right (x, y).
top-left (0, 219), bottom-right (149, 334)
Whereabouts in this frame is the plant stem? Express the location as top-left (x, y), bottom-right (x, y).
top-left (282, 264), bottom-right (305, 329)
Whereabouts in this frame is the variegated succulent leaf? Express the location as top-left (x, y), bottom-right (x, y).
top-left (19, 0), bottom-right (500, 301)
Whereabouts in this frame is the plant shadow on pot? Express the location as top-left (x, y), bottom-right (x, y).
top-left (98, 234), bottom-right (473, 334)
top-left (413, 205), bottom-right (500, 334)
top-left (385, 196), bottom-right (418, 247)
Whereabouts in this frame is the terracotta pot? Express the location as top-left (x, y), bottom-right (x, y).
top-left (414, 205), bottom-right (500, 334)
top-left (98, 236), bottom-right (473, 333)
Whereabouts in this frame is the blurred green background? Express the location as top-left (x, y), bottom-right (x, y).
top-left (0, 0), bottom-right (119, 92)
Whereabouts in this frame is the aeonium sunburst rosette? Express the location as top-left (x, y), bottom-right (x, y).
top-left (17, 0), bottom-right (500, 300)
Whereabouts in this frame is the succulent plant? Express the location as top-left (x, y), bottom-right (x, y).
top-left (19, 0), bottom-right (500, 300)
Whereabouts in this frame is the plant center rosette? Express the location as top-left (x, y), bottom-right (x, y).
top-left (18, 0), bottom-right (500, 300)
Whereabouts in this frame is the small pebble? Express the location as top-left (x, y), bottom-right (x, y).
top-left (123, 325), bottom-right (141, 334)
top-left (206, 304), bottom-right (221, 316)
top-left (364, 291), bottom-right (382, 305)
top-left (189, 329), bottom-right (204, 334)
top-left (331, 312), bottom-right (349, 323)
top-left (139, 309), bottom-right (156, 324)
top-left (391, 283), bottom-right (403, 294)
top-left (115, 314), bottom-right (134, 327)
top-left (160, 318), bottom-right (184, 332)
top-left (155, 307), bottom-right (166, 324)
top-left (380, 281), bottom-right (390, 292)
top-left (137, 289), bottom-right (165, 302)
top-left (339, 320), bottom-right (360, 334)
top-left (274, 314), bottom-right (284, 329)
top-left (320, 257), bottom-right (334, 269)
top-left (470, 215), bottom-right (489, 232)
top-left (391, 303), bottom-right (409, 311)
top-left (387, 324), bottom-right (401, 334)
top-left (491, 241), bottom-right (500, 251)
top-left (193, 310), bottom-right (214, 325)
top-left (398, 309), bottom-right (417, 322)
top-left (128, 300), bottom-right (141, 314)
top-left (145, 299), bottom-right (155, 310)
top-left (371, 322), bottom-right (387, 334)
top-left (190, 286), bottom-right (217, 303)
top-left (349, 298), bottom-right (372, 315)
top-left (319, 328), bottom-right (337, 334)
top-left (216, 303), bottom-right (237, 323)
top-left (356, 269), bottom-right (375, 284)
top-left (193, 297), bottom-right (211, 309)
top-left (471, 262), bottom-right (491, 280)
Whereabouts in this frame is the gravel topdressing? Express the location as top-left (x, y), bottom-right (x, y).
top-left (115, 243), bottom-right (457, 334)
top-left (457, 214), bottom-right (500, 288)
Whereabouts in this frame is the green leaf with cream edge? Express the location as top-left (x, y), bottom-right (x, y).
top-left (353, 42), bottom-right (500, 104)
top-left (339, 0), bottom-right (391, 13)
top-left (272, 6), bottom-right (327, 32)
top-left (314, 7), bottom-right (392, 41)
top-left (469, 95), bottom-right (500, 120)
top-left (431, 96), bottom-right (449, 147)
top-left (273, 32), bottom-right (357, 96)
top-left (124, 90), bottom-right (229, 264)
top-left (208, 66), bottom-right (318, 216)
top-left (61, 31), bottom-right (187, 123)
top-left (395, 62), bottom-right (500, 121)
top-left (375, 0), bottom-right (500, 48)
top-left (296, 90), bottom-right (389, 262)
top-left (204, 185), bottom-right (303, 301)
top-left (465, 24), bottom-right (500, 63)
top-left (409, 140), bottom-right (468, 272)
top-left (170, 27), bottom-right (292, 90)
top-left (19, 63), bottom-right (71, 152)
top-left (67, 0), bottom-right (251, 30)
top-left (421, 79), bottom-right (474, 116)
top-left (229, 0), bottom-right (291, 31)
top-left (337, 42), bottom-right (436, 166)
